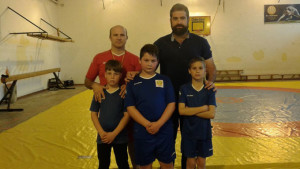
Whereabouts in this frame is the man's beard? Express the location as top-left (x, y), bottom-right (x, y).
top-left (172, 24), bottom-right (188, 36)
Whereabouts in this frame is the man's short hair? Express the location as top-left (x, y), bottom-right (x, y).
top-left (140, 44), bottom-right (159, 59)
top-left (105, 60), bottom-right (123, 73)
top-left (170, 3), bottom-right (189, 18)
top-left (109, 25), bottom-right (128, 37)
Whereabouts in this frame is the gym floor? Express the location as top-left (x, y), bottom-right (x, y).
top-left (0, 81), bottom-right (299, 169)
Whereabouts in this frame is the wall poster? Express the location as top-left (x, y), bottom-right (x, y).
top-left (265, 4), bottom-right (300, 24)
top-left (188, 16), bottom-right (211, 36)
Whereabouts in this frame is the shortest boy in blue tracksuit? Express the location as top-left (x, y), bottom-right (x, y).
top-left (178, 57), bottom-right (217, 169)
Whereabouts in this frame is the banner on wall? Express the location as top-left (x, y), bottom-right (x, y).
top-left (264, 4), bottom-right (300, 24)
top-left (188, 16), bottom-right (211, 36)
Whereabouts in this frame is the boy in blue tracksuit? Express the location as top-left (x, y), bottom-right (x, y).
top-left (125, 44), bottom-right (176, 169)
top-left (178, 57), bottom-right (216, 169)
top-left (90, 60), bottom-right (130, 169)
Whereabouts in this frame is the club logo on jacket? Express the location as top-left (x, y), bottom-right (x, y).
top-left (155, 80), bottom-right (164, 88)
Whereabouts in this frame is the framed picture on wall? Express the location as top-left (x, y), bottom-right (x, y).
top-left (188, 16), bottom-right (211, 36)
top-left (264, 4), bottom-right (300, 24)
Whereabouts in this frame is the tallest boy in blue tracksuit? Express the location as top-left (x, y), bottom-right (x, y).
top-left (125, 44), bottom-right (176, 169)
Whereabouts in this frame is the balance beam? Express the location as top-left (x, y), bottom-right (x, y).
top-left (27, 33), bottom-right (74, 42)
top-left (0, 68), bottom-right (74, 112)
top-left (2, 68), bottom-right (61, 83)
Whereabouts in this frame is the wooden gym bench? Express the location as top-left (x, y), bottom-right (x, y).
top-left (0, 68), bottom-right (74, 112)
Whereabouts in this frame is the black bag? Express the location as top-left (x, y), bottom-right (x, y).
top-left (48, 78), bottom-right (58, 90)
top-left (64, 80), bottom-right (74, 87)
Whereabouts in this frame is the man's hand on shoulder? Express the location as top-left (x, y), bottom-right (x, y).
top-left (125, 71), bottom-right (139, 83)
top-left (92, 83), bottom-right (107, 102)
top-left (119, 84), bottom-right (127, 98)
top-left (205, 80), bottom-right (217, 92)
top-left (85, 77), bottom-right (107, 102)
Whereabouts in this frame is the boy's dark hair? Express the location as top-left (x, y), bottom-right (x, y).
top-left (170, 3), bottom-right (189, 18)
top-left (105, 60), bottom-right (123, 73)
top-left (140, 44), bottom-right (159, 59)
top-left (188, 57), bottom-right (206, 69)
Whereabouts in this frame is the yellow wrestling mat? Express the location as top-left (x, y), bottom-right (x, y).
top-left (0, 81), bottom-right (299, 169)
top-left (216, 80), bottom-right (300, 89)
